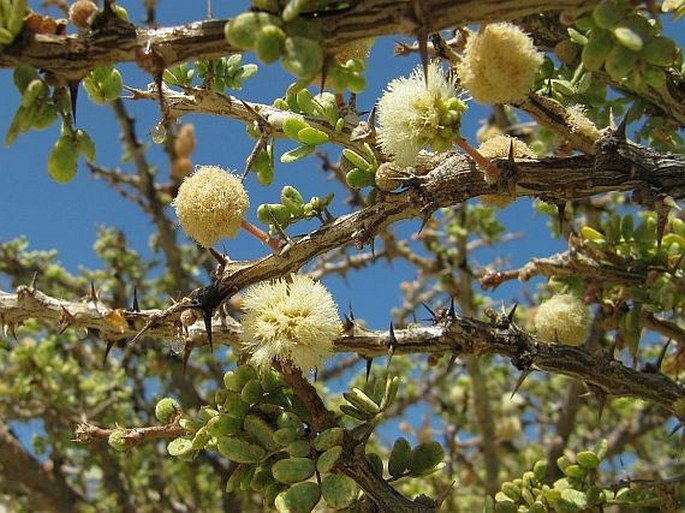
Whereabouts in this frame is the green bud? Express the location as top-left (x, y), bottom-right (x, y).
top-left (581, 29), bottom-right (613, 71)
top-left (612, 26), bottom-right (643, 51)
top-left (250, 466), bottom-right (276, 492)
top-left (313, 427), bottom-right (344, 451)
top-left (21, 79), bottom-right (47, 108)
top-left (316, 445), bottom-right (342, 474)
top-left (321, 474), bottom-right (359, 509)
top-left (342, 148), bottom-right (372, 171)
top-left (407, 441), bottom-right (444, 475)
top-left (592, 1), bottom-right (626, 29)
top-left (191, 427), bottom-right (212, 450)
top-left (217, 436), bottom-right (266, 463)
top-left (567, 27), bottom-right (588, 46)
top-left (257, 163), bottom-right (274, 186)
top-left (221, 391), bottom-right (250, 419)
top-left (75, 129), bottom-right (96, 161)
top-left (501, 481), bottom-right (521, 501)
top-left (343, 387), bottom-right (380, 415)
top-left (281, 144), bottom-right (315, 163)
top-left (296, 88), bottom-right (319, 116)
top-left (207, 414), bottom-right (243, 437)
top-left (388, 437), bottom-right (411, 477)
top-left (48, 135), bottom-right (78, 184)
top-left (287, 440), bottom-right (312, 458)
top-left (282, 116), bottom-right (312, 140)
top-left (166, 437), bottom-right (193, 457)
top-left (604, 44), bottom-right (639, 80)
top-left (274, 481), bottom-right (321, 513)
top-left (108, 429), bottom-right (130, 452)
top-left (241, 379), bottom-right (264, 404)
top-left (576, 451), bottom-right (600, 469)
top-left (261, 370), bottom-right (284, 393)
top-left (225, 365), bottom-right (258, 391)
top-left (278, 411), bottom-right (304, 430)
top-left (643, 66), bottom-right (667, 88)
top-left (345, 168), bottom-right (375, 189)
top-left (257, 203), bottom-right (291, 226)
top-left (32, 101), bottom-right (58, 130)
top-left (533, 459), bottom-right (548, 482)
top-left (493, 502), bottom-right (518, 513)
top-left (282, 36), bottom-right (323, 80)
top-left (226, 464), bottom-right (249, 493)
top-left (155, 397), bottom-right (181, 423)
top-left (563, 464), bottom-right (587, 479)
top-left (529, 501), bottom-right (548, 513)
top-left (296, 126), bottom-right (329, 145)
top-left (101, 69), bottom-right (123, 101)
top-left (256, 24), bottom-right (286, 64)
top-left (272, 457), bottom-right (316, 484)
top-left (281, 185), bottom-right (305, 216)
top-left (274, 427), bottom-right (302, 446)
top-left (642, 36), bottom-right (677, 66)
top-left (243, 413), bottom-right (278, 451)
top-left (225, 12), bottom-right (282, 50)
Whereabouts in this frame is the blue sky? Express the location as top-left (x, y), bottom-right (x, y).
top-left (0, 2), bottom-right (571, 327)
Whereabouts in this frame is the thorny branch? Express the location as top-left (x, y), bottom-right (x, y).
top-left (0, 2), bottom-right (599, 79)
top-left (2, 283), bottom-right (685, 416)
top-left (73, 418), bottom-right (187, 447)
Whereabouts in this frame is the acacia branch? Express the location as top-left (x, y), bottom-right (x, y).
top-left (2, 285), bottom-right (684, 416)
top-left (0, 2), bottom-right (596, 79)
top-left (74, 419), bottom-right (187, 447)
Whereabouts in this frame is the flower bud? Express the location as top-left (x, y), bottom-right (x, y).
top-left (155, 397), bottom-right (181, 423)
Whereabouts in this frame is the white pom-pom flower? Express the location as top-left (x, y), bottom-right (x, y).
top-left (534, 293), bottom-right (591, 346)
top-left (172, 165), bottom-right (249, 248)
top-left (456, 23), bottom-right (543, 104)
top-left (240, 274), bottom-right (342, 372)
top-left (376, 62), bottom-right (467, 167)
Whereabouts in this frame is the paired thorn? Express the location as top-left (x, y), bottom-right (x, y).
top-left (132, 287), bottom-right (140, 312)
top-left (422, 302), bottom-right (437, 322)
top-left (183, 344), bottom-right (192, 375)
top-left (507, 303), bottom-right (519, 323)
top-left (446, 353), bottom-right (458, 373)
top-left (187, 285), bottom-right (226, 353)
top-left (417, 213), bottom-right (431, 236)
top-left (68, 81), bottom-right (79, 124)
top-left (557, 202), bottom-right (566, 235)
top-left (387, 322), bottom-right (397, 367)
top-left (103, 340), bottom-right (116, 366)
top-left (642, 339), bottom-right (671, 373)
top-left (58, 306), bottom-right (75, 335)
top-left (615, 112), bottom-right (629, 140)
top-left (89, 281), bottom-right (98, 302)
top-left (365, 358), bottom-right (373, 383)
top-left (448, 297), bottom-right (456, 320)
top-left (510, 368), bottom-right (532, 399)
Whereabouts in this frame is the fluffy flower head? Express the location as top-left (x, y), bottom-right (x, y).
top-left (534, 293), bottom-right (591, 346)
top-left (457, 23), bottom-right (543, 104)
top-left (377, 62), bottom-right (467, 167)
top-left (240, 274), bottom-right (342, 372)
top-left (173, 165), bottom-right (249, 248)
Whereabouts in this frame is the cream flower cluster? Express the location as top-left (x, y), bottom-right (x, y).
top-left (534, 293), bottom-right (591, 346)
top-left (240, 274), bottom-right (342, 372)
top-left (457, 23), bottom-right (543, 104)
top-left (376, 62), bottom-right (467, 167)
top-left (172, 165), bottom-right (249, 248)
